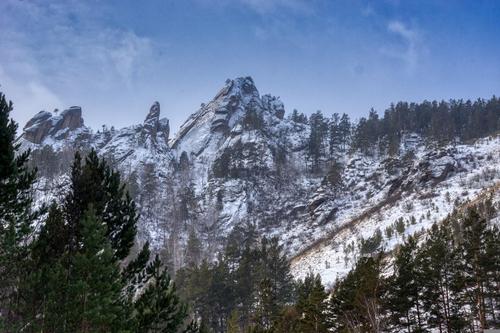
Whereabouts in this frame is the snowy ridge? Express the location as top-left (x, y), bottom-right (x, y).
top-left (18, 76), bottom-right (500, 281)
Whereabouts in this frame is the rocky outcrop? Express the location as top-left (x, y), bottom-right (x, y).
top-left (23, 106), bottom-right (84, 144)
top-left (142, 102), bottom-right (169, 146)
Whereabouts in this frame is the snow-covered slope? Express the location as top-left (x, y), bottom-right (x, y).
top-left (290, 137), bottom-right (500, 285)
top-left (18, 76), bottom-right (500, 281)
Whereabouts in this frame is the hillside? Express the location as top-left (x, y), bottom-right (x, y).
top-left (18, 77), bottom-right (500, 283)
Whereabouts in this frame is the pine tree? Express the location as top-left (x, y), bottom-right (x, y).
top-left (386, 236), bottom-right (425, 332)
top-left (134, 254), bottom-right (188, 333)
top-left (296, 273), bottom-right (329, 333)
top-left (419, 222), bottom-right (467, 332)
top-left (338, 113), bottom-right (351, 151)
top-left (255, 237), bottom-right (294, 326)
top-left (307, 111), bottom-right (328, 173)
top-left (328, 256), bottom-right (385, 332)
top-left (272, 306), bottom-right (300, 333)
top-left (459, 208), bottom-right (492, 330)
top-left (0, 92), bottom-right (42, 329)
top-left (65, 149), bottom-right (138, 260)
top-left (328, 113), bottom-right (341, 158)
top-left (66, 206), bottom-right (126, 332)
top-left (227, 309), bottom-right (241, 333)
top-left (484, 224), bottom-right (500, 328)
top-left (25, 203), bottom-right (68, 330)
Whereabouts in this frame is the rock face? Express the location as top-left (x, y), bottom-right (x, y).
top-left (142, 102), bottom-right (170, 146)
top-left (23, 106), bottom-right (84, 144)
top-left (171, 77), bottom-right (261, 152)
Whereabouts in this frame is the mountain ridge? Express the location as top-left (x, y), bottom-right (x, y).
top-left (19, 77), bottom-right (500, 284)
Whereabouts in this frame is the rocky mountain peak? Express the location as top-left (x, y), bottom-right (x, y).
top-left (141, 101), bottom-right (169, 146)
top-left (218, 76), bottom-right (258, 100)
top-left (23, 106), bottom-right (84, 144)
top-left (144, 101), bottom-right (161, 125)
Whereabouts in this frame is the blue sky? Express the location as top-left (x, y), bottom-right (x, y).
top-left (1, 0), bottom-right (499, 133)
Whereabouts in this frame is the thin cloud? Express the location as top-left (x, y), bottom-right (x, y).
top-left (0, 0), bottom-right (158, 124)
top-left (382, 20), bottom-right (422, 74)
top-left (239, 0), bottom-right (314, 15)
top-left (0, 64), bottom-right (64, 125)
top-left (198, 0), bottom-right (315, 15)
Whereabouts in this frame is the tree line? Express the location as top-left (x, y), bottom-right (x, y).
top-left (296, 96), bottom-right (500, 172)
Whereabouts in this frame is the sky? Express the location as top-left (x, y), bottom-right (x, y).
top-left (1, 0), bottom-right (499, 134)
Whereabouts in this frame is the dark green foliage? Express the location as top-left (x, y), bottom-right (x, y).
top-left (328, 256), bottom-right (384, 332)
top-left (353, 108), bottom-right (380, 155)
top-left (328, 112), bottom-right (351, 156)
top-left (212, 140), bottom-right (269, 179)
top-left (386, 236), bottom-right (425, 332)
top-left (0, 92), bottom-right (43, 329)
top-left (418, 222), bottom-right (468, 332)
top-left (458, 208), bottom-right (496, 330)
top-left (177, 225), bottom-right (294, 333)
top-left (133, 254), bottom-right (188, 333)
top-left (65, 149), bottom-right (138, 260)
top-left (383, 204), bottom-right (500, 332)
top-left (178, 201), bottom-right (499, 333)
top-left (359, 228), bottom-right (383, 256)
top-left (308, 111), bottom-right (328, 173)
top-left (295, 273), bottom-right (329, 333)
top-left (290, 109), bottom-right (308, 124)
top-left (0, 94), bottom-right (197, 333)
top-left (64, 207), bottom-right (126, 332)
top-left (242, 109), bottom-right (264, 130)
top-left (352, 96), bottom-right (500, 153)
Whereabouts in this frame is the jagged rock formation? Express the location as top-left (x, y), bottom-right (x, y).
top-left (23, 106), bottom-right (84, 144)
top-left (19, 77), bottom-right (500, 283)
top-left (142, 101), bottom-right (169, 146)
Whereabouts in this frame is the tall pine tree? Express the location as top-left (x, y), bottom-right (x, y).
top-left (0, 92), bottom-right (43, 329)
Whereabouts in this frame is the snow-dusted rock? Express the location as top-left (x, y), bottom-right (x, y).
top-left (23, 106), bottom-right (84, 144)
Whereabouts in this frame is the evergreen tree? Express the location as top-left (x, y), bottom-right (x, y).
top-left (0, 92), bottom-right (42, 329)
top-left (308, 111), bottom-right (328, 173)
top-left (296, 273), bottom-right (329, 333)
top-left (25, 203), bottom-right (68, 330)
top-left (386, 236), bottom-right (425, 332)
top-left (328, 113), bottom-right (341, 158)
top-left (227, 309), bottom-right (241, 333)
top-left (419, 222), bottom-right (468, 332)
top-left (133, 254), bottom-right (188, 333)
top-left (338, 113), bottom-right (351, 151)
top-left (328, 256), bottom-right (385, 332)
top-left (459, 208), bottom-right (494, 330)
top-left (290, 109), bottom-right (308, 124)
top-left (65, 149), bottom-right (138, 260)
top-left (66, 206), bottom-right (126, 332)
